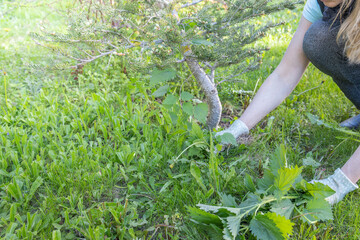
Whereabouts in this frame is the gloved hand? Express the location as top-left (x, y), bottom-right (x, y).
top-left (311, 168), bottom-right (358, 205)
top-left (214, 119), bottom-right (249, 151)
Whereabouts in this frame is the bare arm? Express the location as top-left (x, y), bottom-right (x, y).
top-left (341, 145), bottom-right (360, 183)
top-left (231, 16), bottom-right (360, 203)
top-left (240, 16), bottom-right (313, 129)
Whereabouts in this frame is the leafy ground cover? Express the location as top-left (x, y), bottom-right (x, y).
top-left (189, 145), bottom-right (336, 239)
top-left (1, 1), bottom-right (360, 239)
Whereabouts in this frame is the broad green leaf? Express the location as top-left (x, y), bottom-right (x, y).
top-left (270, 199), bottom-right (294, 219)
top-left (191, 121), bottom-right (203, 139)
top-left (187, 207), bottom-right (223, 226)
top-left (216, 144), bottom-right (223, 152)
top-left (52, 230), bottom-right (61, 240)
top-left (219, 133), bottom-right (237, 146)
top-left (244, 174), bottom-right (256, 192)
top-left (302, 155), bottom-right (320, 168)
top-left (306, 182), bottom-right (335, 199)
top-left (295, 179), bottom-right (308, 191)
top-left (190, 161), bottom-right (207, 192)
top-left (180, 91), bottom-right (194, 101)
top-left (249, 215), bottom-right (283, 240)
top-left (220, 193), bottom-right (237, 208)
top-left (194, 103), bottom-right (208, 124)
top-left (274, 166), bottom-right (302, 199)
top-left (182, 102), bottom-right (193, 115)
top-left (223, 224), bottom-right (233, 240)
top-left (150, 68), bottom-right (176, 86)
top-left (152, 85), bottom-right (169, 97)
top-left (163, 94), bottom-right (178, 106)
top-left (169, 111), bottom-right (178, 124)
top-left (266, 212), bottom-right (294, 238)
top-left (270, 144), bottom-right (287, 176)
top-left (206, 224), bottom-right (224, 240)
top-left (305, 198), bottom-right (333, 221)
top-left (224, 167), bottom-right (236, 189)
top-left (226, 215), bottom-right (242, 239)
top-left (192, 39), bottom-right (214, 46)
top-left (257, 169), bottom-right (275, 192)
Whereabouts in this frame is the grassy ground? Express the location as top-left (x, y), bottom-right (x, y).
top-left (1, 1), bottom-right (360, 239)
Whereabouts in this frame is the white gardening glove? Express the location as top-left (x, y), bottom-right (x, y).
top-left (311, 168), bottom-right (358, 205)
top-left (214, 119), bottom-right (249, 152)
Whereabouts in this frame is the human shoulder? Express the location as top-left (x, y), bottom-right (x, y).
top-left (302, 0), bottom-right (323, 23)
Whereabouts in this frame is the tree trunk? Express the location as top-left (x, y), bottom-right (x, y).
top-left (185, 57), bottom-right (222, 130)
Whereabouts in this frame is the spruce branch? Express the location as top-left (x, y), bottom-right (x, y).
top-left (31, 0), bottom-right (302, 129)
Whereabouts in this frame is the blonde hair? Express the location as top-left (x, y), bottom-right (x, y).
top-left (337, 0), bottom-right (360, 64)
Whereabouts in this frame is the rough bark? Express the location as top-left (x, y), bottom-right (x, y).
top-left (185, 57), bottom-right (222, 130)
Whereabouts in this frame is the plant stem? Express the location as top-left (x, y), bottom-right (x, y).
top-left (254, 195), bottom-right (298, 216)
top-left (173, 141), bottom-right (206, 165)
top-left (293, 205), bottom-right (317, 224)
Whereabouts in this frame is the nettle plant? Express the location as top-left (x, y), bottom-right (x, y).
top-left (188, 145), bottom-right (335, 240)
top-left (32, 0), bottom-right (301, 129)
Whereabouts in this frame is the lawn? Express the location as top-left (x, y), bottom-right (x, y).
top-left (1, 0), bottom-right (360, 239)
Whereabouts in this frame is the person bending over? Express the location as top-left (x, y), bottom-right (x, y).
top-left (217, 0), bottom-right (360, 205)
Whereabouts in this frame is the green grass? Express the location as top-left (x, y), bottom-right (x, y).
top-left (1, 0), bottom-right (360, 239)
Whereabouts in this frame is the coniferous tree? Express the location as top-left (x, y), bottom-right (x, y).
top-left (32, 0), bottom-right (301, 129)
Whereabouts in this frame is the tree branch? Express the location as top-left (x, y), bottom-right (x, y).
top-left (185, 57), bottom-right (222, 129)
